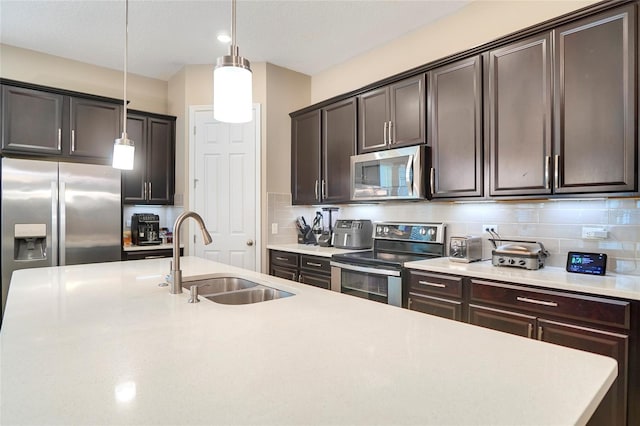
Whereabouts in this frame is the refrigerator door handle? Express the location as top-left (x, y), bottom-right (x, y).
top-left (51, 181), bottom-right (58, 267)
top-left (59, 182), bottom-right (66, 266)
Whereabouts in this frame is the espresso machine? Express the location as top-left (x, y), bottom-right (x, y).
top-left (131, 213), bottom-right (162, 245)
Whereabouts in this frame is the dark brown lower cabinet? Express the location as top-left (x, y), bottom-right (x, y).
top-left (468, 304), bottom-right (536, 337)
top-left (538, 319), bottom-right (628, 426)
top-left (409, 294), bottom-right (462, 321)
top-left (268, 250), bottom-right (332, 290)
top-left (122, 248), bottom-right (182, 261)
top-left (405, 269), bottom-right (636, 426)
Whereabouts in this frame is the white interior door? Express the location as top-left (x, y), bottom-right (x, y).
top-left (190, 105), bottom-right (260, 270)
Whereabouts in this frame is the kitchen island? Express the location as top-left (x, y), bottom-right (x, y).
top-left (0, 257), bottom-right (617, 425)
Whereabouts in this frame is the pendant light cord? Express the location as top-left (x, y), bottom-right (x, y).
top-left (123, 0), bottom-right (128, 136)
top-left (230, 0), bottom-right (237, 55)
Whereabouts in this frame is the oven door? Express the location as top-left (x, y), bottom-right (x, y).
top-left (330, 261), bottom-right (402, 306)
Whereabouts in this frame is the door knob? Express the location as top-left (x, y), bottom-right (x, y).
top-left (246, 239), bottom-right (254, 246)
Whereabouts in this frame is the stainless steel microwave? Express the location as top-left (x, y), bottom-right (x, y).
top-left (350, 145), bottom-right (430, 201)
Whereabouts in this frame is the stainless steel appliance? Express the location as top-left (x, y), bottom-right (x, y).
top-left (491, 240), bottom-right (549, 270)
top-left (332, 219), bottom-right (373, 249)
top-left (1, 158), bottom-right (122, 318)
top-left (131, 213), bottom-right (162, 245)
top-left (331, 222), bottom-right (445, 307)
top-left (449, 236), bottom-right (482, 263)
top-left (350, 145), bottom-right (431, 201)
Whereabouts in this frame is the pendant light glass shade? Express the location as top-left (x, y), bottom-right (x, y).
top-left (112, 0), bottom-right (135, 170)
top-left (112, 135), bottom-right (135, 170)
top-left (213, 0), bottom-right (252, 123)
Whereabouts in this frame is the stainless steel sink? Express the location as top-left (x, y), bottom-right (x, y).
top-left (207, 287), bottom-right (294, 305)
top-left (183, 277), bottom-right (258, 295)
top-left (182, 276), bottom-right (294, 305)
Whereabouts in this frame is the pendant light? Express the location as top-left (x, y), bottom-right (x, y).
top-left (213, 0), bottom-right (252, 123)
top-left (112, 0), bottom-right (135, 170)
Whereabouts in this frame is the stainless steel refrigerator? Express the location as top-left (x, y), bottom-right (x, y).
top-left (1, 158), bottom-right (122, 318)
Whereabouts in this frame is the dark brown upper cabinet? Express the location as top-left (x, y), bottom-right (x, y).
top-left (488, 32), bottom-right (553, 196)
top-left (428, 56), bottom-right (483, 199)
top-left (122, 112), bottom-right (175, 205)
top-left (489, 4), bottom-right (637, 197)
top-left (1, 85), bottom-right (64, 155)
top-left (1, 82), bottom-right (121, 165)
top-left (291, 98), bottom-right (356, 205)
top-left (68, 97), bottom-right (121, 161)
top-left (358, 74), bottom-right (425, 153)
top-left (321, 97), bottom-right (357, 204)
top-left (553, 4), bottom-right (636, 194)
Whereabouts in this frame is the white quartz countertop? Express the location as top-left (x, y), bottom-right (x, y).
top-left (267, 243), bottom-right (366, 257)
top-left (0, 257), bottom-right (616, 425)
top-left (405, 257), bottom-right (640, 301)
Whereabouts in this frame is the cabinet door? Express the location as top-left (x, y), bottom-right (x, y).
top-left (322, 97), bottom-right (356, 203)
top-left (122, 114), bottom-right (147, 204)
top-left (358, 87), bottom-right (389, 153)
top-left (147, 117), bottom-right (175, 204)
top-left (553, 5), bottom-right (636, 194)
top-left (408, 294), bottom-right (462, 321)
top-left (468, 304), bottom-right (536, 338)
top-left (488, 33), bottom-right (553, 196)
top-left (538, 319), bottom-right (628, 426)
top-left (1, 85), bottom-right (63, 154)
top-left (429, 57), bottom-right (483, 198)
top-left (291, 109), bottom-right (321, 205)
top-left (69, 97), bottom-right (121, 161)
top-left (270, 265), bottom-right (298, 282)
top-left (299, 272), bottom-right (331, 290)
top-left (389, 74), bottom-right (425, 148)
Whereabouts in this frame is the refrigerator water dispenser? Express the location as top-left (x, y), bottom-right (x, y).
top-left (14, 224), bottom-right (47, 261)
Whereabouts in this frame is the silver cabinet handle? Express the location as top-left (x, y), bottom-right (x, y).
top-left (143, 182), bottom-right (148, 200)
top-left (388, 121), bottom-right (393, 144)
top-left (275, 256), bottom-right (288, 261)
top-left (306, 262), bottom-right (322, 267)
top-left (537, 326), bottom-right (543, 341)
top-left (516, 296), bottom-right (558, 307)
top-left (527, 323), bottom-right (533, 339)
top-left (148, 182), bottom-right (152, 200)
top-left (554, 155), bottom-right (559, 189)
top-left (418, 280), bottom-right (446, 288)
top-left (408, 297), bottom-right (413, 309)
top-left (321, 179), bottom-right (326, 200)
top-left (314, 180), bottom-right (319, 201)
top-left (383, 122), bottom-right (388, 145)
top-left (57, 128), bottom-right (62, 151)
top-left (144, 255), bottom-right (166, 259)
top-left (71, 130), bottom-right (76, 152)
top-left (430, 167), bottom-right (435, 195)
top-left (544, 156), bottom-right (550, 189)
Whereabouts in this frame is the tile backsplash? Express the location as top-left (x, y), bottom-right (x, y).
top-left (267, 193), bottom-right (640, 276)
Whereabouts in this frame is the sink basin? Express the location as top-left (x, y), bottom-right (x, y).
top-left (206, 286), bottom-right (294, 305)
top-left (183, 277), bottom-right (258, 295)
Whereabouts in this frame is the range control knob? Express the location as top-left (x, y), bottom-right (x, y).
top-left (376, 226), bottom-right (383, 235)
top-left (419, 227), bottom-right (427, 235)
top-left (383, 226), bottom-right (389, 234)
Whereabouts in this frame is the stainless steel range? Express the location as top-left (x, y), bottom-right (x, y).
top-left (330, 222), bottom-right (446, 307)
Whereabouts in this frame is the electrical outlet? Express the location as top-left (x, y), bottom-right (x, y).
top-left (271, 223), bottom-right (278, 234)
top-left (482, 224), bottom-right (498, 234)
top-left (582, 226), bottom-right (608, 239)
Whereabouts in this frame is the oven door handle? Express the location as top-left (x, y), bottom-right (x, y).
top-left (330, 261), bottom-right (401, 277)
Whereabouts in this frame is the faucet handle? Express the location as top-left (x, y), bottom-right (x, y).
top-left (188, 285), bottom-right (200, 303)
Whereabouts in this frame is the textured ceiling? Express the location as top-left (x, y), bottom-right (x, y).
top-left (0, 0), bottom-right (470, 80)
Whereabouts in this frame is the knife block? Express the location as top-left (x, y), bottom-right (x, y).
top-left (297, 225), bottom-right (316, 245)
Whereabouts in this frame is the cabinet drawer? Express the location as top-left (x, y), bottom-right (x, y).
top-left (470, 279), bottom-right (630, 329)
top-left (407, 270), bottom-right (463, 298)
top-left (299, 255), bottom-right (330, 274)
top-left (271, 250), bottom-right (298, 268)
top-left (271, 265), bottom-right (298, 282)
top-left (299, 272), bottom-right (331, 290)
top-left (408, 293), bottom-right (463, 321)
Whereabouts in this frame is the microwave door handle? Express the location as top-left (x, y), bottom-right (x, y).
top-left (406, 155), bottom-right (413, 196)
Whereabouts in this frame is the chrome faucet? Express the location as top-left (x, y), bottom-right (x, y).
top-left (169, 211), bottom-right (213, 294)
